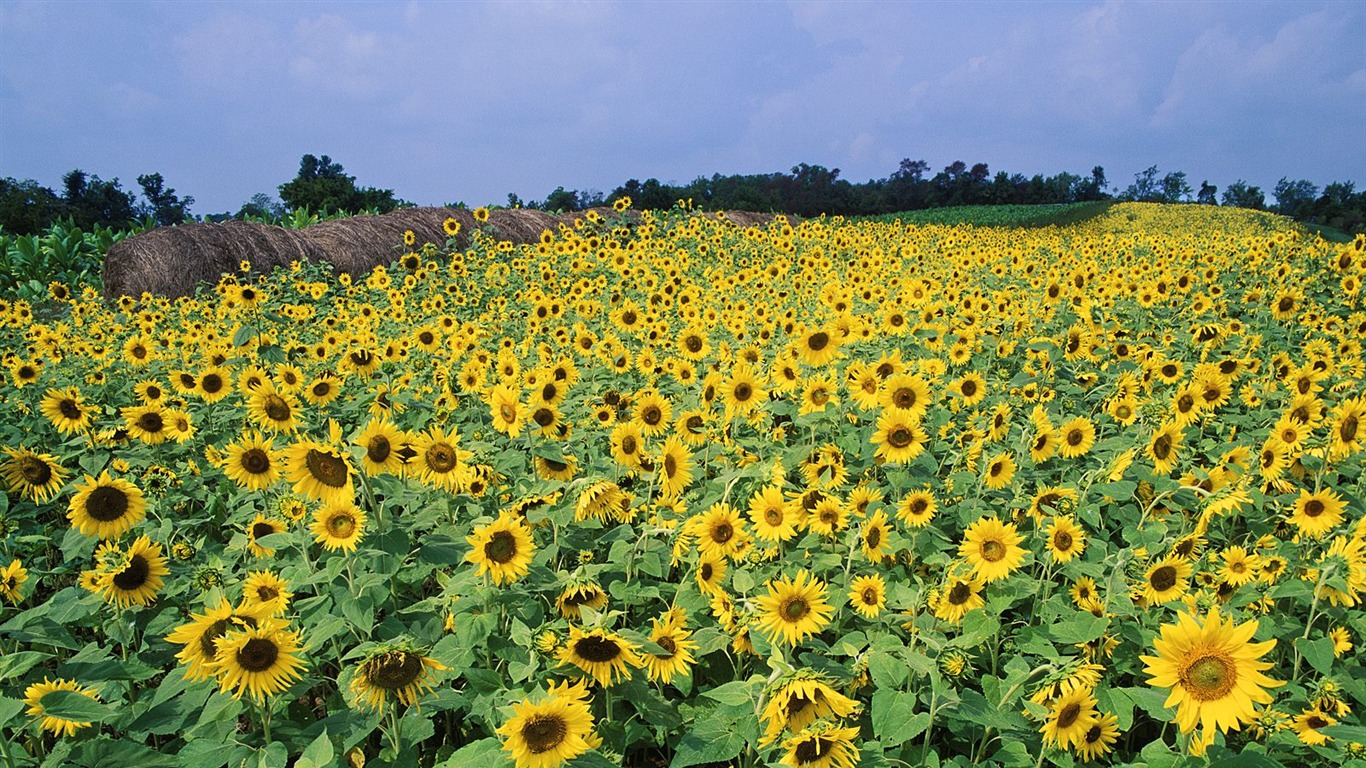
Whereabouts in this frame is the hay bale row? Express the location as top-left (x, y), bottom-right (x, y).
top-left (102, 207), bottom-right (787, 300)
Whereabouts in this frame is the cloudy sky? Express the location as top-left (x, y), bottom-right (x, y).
top-left (2, 1), bottom-right (1362, 215)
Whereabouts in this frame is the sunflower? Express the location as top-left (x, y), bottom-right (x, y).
top-left (1039, 681), bottom-right (1099, 750)
top-left (223, 431), bottom-right (281, 492)
top-left (749, 484), bottom-right (799, 542)
top-left (609, 421), bottom-right (647, 470)
top-left (794, 326), bottom-right (841, 367)
top-left (311, 501), bottom-right (367, 553)
top-left (798, 374), bottom-right (840, 416)
top-left (1074, 710), bottom-right (1120, 762)
top-left (933, 571), bottom-right (985, 624)
top-left (498, 686), bottom-right (596, 768)
top-left (557, 581), bottom-right (608, 620)
top-left (284, 435), bottom-right (354, 505)
top-left (122, 403), bottom-right (169, 445)
top-left (535, 454), bottom-right (578, 482)
top-left (466, 513), bottom-right (536, 585)
top-left (1218, 546), bottom-right (1260, 588)
top-left (245, 381), bottom-right (301, 434)
top-left (1140, 607), bottom-right (1282, 746)
top-left (212, 623), bottom-right (306, 702)
top-left (959, 516), bottom-right (1026, 582)
top-left (1057, 417), bottom-right (1096, 459)
top-left (695, 554), bottom-right (728, 597)
top-left (688, 502), bottom-right (749, 561)
top-left (353, 417), bottom-right (406, 477)
top-left (760, 671), bottom-right (862, 745)
top-left (39, 386), bottom-right (94, 434)
top-left (779, 721), bottom-right (860, 768)
top-left (241, 569), bottom-right (293, 615)
top-left (165, 598), bottom-right (274, 681)
top-left (859, 509), bottom-right (894, 564)
top-left (302, 373), bottom-right (342, 407)
top-left (1, 447), bottom-right (67, 503)
top-left (897, 488), bottom-right (937, 528)
top-left (1029, 425), bottom-right (1059, 463)
top-left (350, 643), bottom-right (449, 710)
top-left (848, 574), bottom-right (887, 619)
top-left (874, 373), bottom-right (931, 417)
top-left (1327, 396), bottom-right (1365, 458)
top-left (806, 496), bottom-right (848, 538)
top-left (246, 514), bottom-right (288, 557)
top-left (950, 371), bottom-right (987, 408)
top-left (23, 678), bottom-right (101, 737)
top-left (99, 535), bottom-right (169, 608)
top-left (1290, 706), bottom-right (1336, 746)
top-left (2, 558), bottom-right (28, 604)
top-left (1147, 421), bottom-right (1184, 475)
top-left (411, 424), bottom-right (474, 493)
top-left (1045, 515), bottom-right (1087, 563)
top-left (1288, 488), bottom-right (1347, 538)
top-left (720, 364), bottom-right (766, 418)
top-left (642, 616), bottom-right (698, 685)
top-left (982, 452), bottom-right (1016, 490)
top-left (194, 366), bottom-right (233, 403)
top-left (1142, 555), bottom-right (1192, 604)
top-left (754, 570), bottom-right (834, 647)
top-left (871, 408), bottom-right (928, 464)
top-left (656, 435), bottom-right (693, 499)
top-left (66, 471), bottom-right (147, 540)
top-left (632, 390), bottom-right (673, 436)
top-left (558, 626), bottom-right (642, 686)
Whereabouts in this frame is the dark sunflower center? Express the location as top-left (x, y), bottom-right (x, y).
top-left (989, 461), bottom-right (1005, 478)
top-left (199, 619), bottom-right (230, 659)
top-left (808, 332), bottom-right (829, 352)
top-left (642, 406), bottom-right (662, 425)
top-left (948, 582), bottom-right (972, 605)
top-left (663, 455), bottom-right (678, 477)
top-left (305, 449), bottom-right (349, 488)
top-left (1054, 532), bottom-right (1073, 551)
top-left (59, 399), bottom-right (82, 419)
top-left (1304, 499), bottom-right (1324, 518)
top-left (909, 498), bottom-right (928, 516)
top-left (866, 527), bottom-right (882, 548)
top-left (764, 507), bottom-right (783, 526)
top-left (981, 540), bottom-right (1006, 562)
top-left (252, 522), bottom-right (276, 539)
top-left (532, 408), bottom-right (555, 427)
top-left (426, 444), bottom-right (457, 472)
top-left (1056, 702), bottom-right (1082, 729)
top-left (521, 714), bottom-right (568, 754)
top-left (541, 383), bottom-right (558, 402)
top-left (112, 554), bottom-right (149, 590)
top-left (499, 403), bottom-right (517, 422)
top-left (1153, 435), bottom-right (1173, 460)
top-left (237, 637), bottom-right (280, 673)
top-left (328, 512), bottom-right (356, 536)
top-left (367, 436), bottom-right (391, 463)
top-left (655, 636), bottom-right (677, 656)
top-left (888, 427), bottom-right (913, 449)
top-left (485, 530), bottom-right (517, 564)
top-left (313, 382), bottom-right (331, 397)
top-left (1150, 565), bottom-right (1178, 591)
top-left (684, 335), bottom-right (703, 353)
top-left (1278, 297), bottom-right (1294, 312)
top-left (19, 456), bottom-right (52, 485)
top-left (685, 416), bottom-right (704, 434)
top-left (861, 587), bottom-right (879, 605)
top-left (242, 448), bottom-right (271, 474)
top-left (782, 597), bottom-right (810, 622)
top-left (733, 383), bottom-right (752, 402)
top-left (795, 737), bottom-right (835, 763)
top-left (574, 635), bottom-right (622, 663)
top-left (263, 395), bottom-right (291, 422)
top-left (960, 380), bottom-right (978, 397)
top-left (1067, 429), bottom-right (1084, 446)
top-left (787, 694), bottom-right (814, 718)
top-left (1182, 654), bottom-right (1236, 700)
top-left (621, 435), bottom-right (637, 454)
top-left (543, 458), bottom-right (567, 473)
top-left (201, 374), bottom-right (223, 394)
top-left (86, 485), bottom-right (130, 522)
top-left (699, 563), bottom-right (714, 581)
top-left (365, 651), bottom-right (424, 689)
top-left (711, 523), bottom-right (733, 544)
top-left (138, 412), bottom-right (165, 433)
top-left (1342, 415), bottom-right (1359, 442)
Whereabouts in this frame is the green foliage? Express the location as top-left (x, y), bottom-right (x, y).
top-left (278, 154), bottom-right (405, 216)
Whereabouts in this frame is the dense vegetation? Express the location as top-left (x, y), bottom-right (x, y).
top-left (1, 202), bottom-right (1363, 767)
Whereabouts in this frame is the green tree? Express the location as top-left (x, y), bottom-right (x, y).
top-left (136, 172), bottom-right (195, 226)
top-left (1273, 178), bottom-right (1319, 219)
top-left (0, 177), bottom-right (65, 235)
top-left (1220, 181), bottom-right (1265, 210)
top-left (61, 169), bottom-right (139, 229)
top-left (277, 154), bottom-right (402, 214)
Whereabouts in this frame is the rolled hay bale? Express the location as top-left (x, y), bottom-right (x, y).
top-left (102, 206), bottom-right (785, 300)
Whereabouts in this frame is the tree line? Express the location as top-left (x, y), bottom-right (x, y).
top-left (2, 154), bottom-right (1362, 236)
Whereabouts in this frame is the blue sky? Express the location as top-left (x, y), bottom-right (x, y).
top-left (2, 1), bottom-right (1363, 215)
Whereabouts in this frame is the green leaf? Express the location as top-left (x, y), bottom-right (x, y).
top-left (295, 729), bottom-right (334, 768)
top-left (1046, 612), bottom-right (1108, 645)
top-left (1205, 752), bottom-right (1285, 768)
top-left (868, 649), bottom-right (908, 690)
top-left (0, 696), bottom-right (25, 726)
top-left (669, 709), bottom-right (747, 768)
top-left (701, 680), bottom-right (755, 707)
top-left (1295, 635), bottom-right (1336, 676)
top-left (0, 650), bottom-right (51, 681)
top-left (34, 689), bottom-right (112, 722)
top-left (1320, 724), bottom-right (1366, 742)
top-left (872, 689), bottom-right (922, 745)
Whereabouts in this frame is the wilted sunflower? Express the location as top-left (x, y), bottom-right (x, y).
top-left (848, 574), bottom-right (887, 619)
top-left (23, 678), bottom-right (101, 737)
top-left (311, 501), bottom-right (367, 553)
top-left (556, 581), bottom-right (608, 621)
top-left (1141, 607), bottom-right (1282, 748)
top-left (958, 516), bottom-right (1026, 583)
top-left (240, 569), bottom-right (293, 616)
top-left (760, 670), bottom-right (861, 745)
top-left (350, 643), bottom-right (449, 710)
top-left (66, 467), bottom-right (146, 538)
top-left (1, 447), bottom-right (67, 503)
top-left (98, 535), bottom-right (169, 608)
top-left (779, 721), bottom-right (861, 768)
top-left (164, 598), bottom-right (274, 681)
top-left (498, 685), bottom-right (596, 768)
top-left (223, 431), bottom-right (281, 492)
top-left (558, 626), bottom-right (643, 686)
top-left (754, 570), bottom-right (834, 647)
top-left (40, 386), bottom-right (94, 434)
top-left (466, 513), bottom-right (535, 585)
top-left (2, 558), bottom-right (28, 604)
top-left (211, 623), bottom-right (306, 702)
top-left (284, 433), bottom-right (354, 505)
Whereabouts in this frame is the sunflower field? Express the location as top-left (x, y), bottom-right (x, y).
top-left (1, 201), bottom-right (1364, 768)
